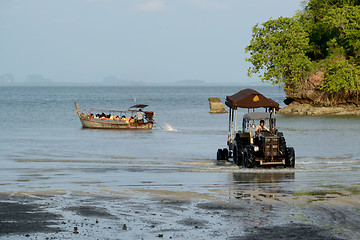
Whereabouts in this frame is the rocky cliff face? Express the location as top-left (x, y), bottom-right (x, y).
top-left (279, 71), bottom-right (360, 115)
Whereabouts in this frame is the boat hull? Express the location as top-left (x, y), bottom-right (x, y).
top-left (79, 117), bottom-right (153, 130)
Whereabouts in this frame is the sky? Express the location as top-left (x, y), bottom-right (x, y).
top-left (0, 0), bottom-right (303, 85)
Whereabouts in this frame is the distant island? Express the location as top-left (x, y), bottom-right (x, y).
top-left (0, 73), bottom-right (56, 86)
top-left (102, 76), bottom-right (144, 86)
top-left (173, 80), bottom-right (205, 86)
top-left (245, 0), bottom-right (360, 115)
top-left (0, 74), bottom-right (144, 86)
top-left (24, 74), bottom-right (55, 86)
top-left (0, 74), bottom-right (247, 87)
top-left (0, 74), bottom-right (15, 85)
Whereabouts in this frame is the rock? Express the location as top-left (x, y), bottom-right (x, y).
top-left (282, 71), bottom-right (360, 115)
top-left (283, 98), bottom-right (294, 105)
top-left (305, 90), bottom-right (318, 102)
top-left (279, 102), bottom-right (360, 115)
top-left (308, 71), bottom-right (324, 88)
top-left (208, 97), bottom-right (228, 114)
top-left (122, 224), bottom-right (127, 230)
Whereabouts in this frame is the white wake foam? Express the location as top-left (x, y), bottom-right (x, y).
top-left (163, 123), bottom-right (178, 132)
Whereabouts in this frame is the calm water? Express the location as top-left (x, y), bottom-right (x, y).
top-left (0, 86), bottom-right (359, 196)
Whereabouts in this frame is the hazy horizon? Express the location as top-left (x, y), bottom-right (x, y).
top-left (1, 0), bottom-right (302, 85)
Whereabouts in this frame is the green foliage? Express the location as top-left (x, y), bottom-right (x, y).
top-left (245, 17), bottom-right (311, 89)
top-left (246, 0), bottom-right (360, 95)
top-left (322, 58), bottom-right (360, 93)
top-left (322, 6), bottom-right (360, 61)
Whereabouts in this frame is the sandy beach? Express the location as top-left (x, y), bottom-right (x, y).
top-left (1, 183), bottom-right (359, 239)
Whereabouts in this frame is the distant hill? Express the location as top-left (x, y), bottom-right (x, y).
top-left (24, 74), bottom-right (55, 86)
top-left (102, 76), bottom-right (143, 86)
top-left (0, 74), bottom-right (15, 85)
top-left (174, 80), bottom-right (205, 86)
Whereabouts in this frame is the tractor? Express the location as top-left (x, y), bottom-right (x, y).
top-left (216, 89), bottom-right (295, 168)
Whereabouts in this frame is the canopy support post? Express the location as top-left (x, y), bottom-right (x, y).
top-left (234, 108), bottom-right (238, 133)
top-left (231, 108), bottom-right (234, 140)
top-left (228, 108), bottom-right (232, 144)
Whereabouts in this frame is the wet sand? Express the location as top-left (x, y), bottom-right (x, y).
top-left (1, 186), bottom-right (359, 239)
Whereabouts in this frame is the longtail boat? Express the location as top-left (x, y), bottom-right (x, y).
top-left (75, 102), bottom-right (154, 130)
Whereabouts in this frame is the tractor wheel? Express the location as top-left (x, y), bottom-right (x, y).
top-left (222, 148), bottom-right (229, 161)
top-left (233, 147), bottom-right (238, 165)
top-left (243, 147), bottom-right (255, 168)
top-left (237, 149), bottom-right (244, 167)
top-left (279, 137), bottom-right (287, 156)
top-left (216, 149), bottom-right (223, 160)
top-left (233, 147), bottom-right (244, 166)
top-left (286, 147), bottom-right (295, 168)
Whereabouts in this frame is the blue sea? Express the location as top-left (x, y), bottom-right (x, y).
top-left (1, 85), bottom-right (359, 196)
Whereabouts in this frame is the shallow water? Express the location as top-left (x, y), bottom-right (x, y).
top-left (1, 86), bottom-right (359, 198)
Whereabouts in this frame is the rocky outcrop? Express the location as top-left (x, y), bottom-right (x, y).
top-left (279, 101), bottom-right (360, 115)
top-left (208, 97), bottom-right (228, 114)
top-left (280, 71), bottom-right (360, 115)
top-left (286, 71), bottom-right (359, 106)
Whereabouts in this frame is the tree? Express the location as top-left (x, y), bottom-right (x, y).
top-left (245, 16), bottom-right (311, 90)
top-left (245, 0), bottom-right (360, 98)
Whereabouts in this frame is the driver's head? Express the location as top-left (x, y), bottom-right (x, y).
top-left (260, 120), bottom-right (265, 126)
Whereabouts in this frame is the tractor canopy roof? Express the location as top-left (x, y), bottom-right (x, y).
top-left (243, 112), bottom-right (275, 120)
top-left (225, 89), bottom-right (279, 110)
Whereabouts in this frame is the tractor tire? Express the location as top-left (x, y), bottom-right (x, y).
top-left (286, 147), bottom-right (295, 168)
top-left (222, 148), bottom-right (229, 161)
top-left (233, 147), bottom-right (238, 165)
top-left (233, 147), bottom-right (244, 166)
top-left (243, 147), bottom-right (255, 168)
top-left (279, 137), bottom-right (287, 156)
top-left (217, 149), bottom-right (223, 160)
top-left (237, 149), bottom-right (244, 167)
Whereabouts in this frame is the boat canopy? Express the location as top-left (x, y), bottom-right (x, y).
top-left (225, 89), bottom-right (279, 110)
top-left (89, 108), bottom-right (129, 113)
top-left (88, 104), bottom-right (149, 113)
top-left (129, 104), bottom-right (149, 109)
top-left (243, 112), bottom-right (274, 120)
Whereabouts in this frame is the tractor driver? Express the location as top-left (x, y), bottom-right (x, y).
top-left (255, 120), bottom-right (270, 134)
top-left (255, 119), bottom-right (277, 134)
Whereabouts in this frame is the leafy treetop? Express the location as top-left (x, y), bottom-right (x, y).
top-left (245, 0), bottom-right (360, 95)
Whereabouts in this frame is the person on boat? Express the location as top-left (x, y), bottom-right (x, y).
top-left (121, 115), bottom-right (127, 122)
top-left (114, 115), bottom-right (120, 120)
top-left (102, 114), bottom-right (110, 120)
top-left (90, 114), bottom-right (94, 119)
top-left (135, 109), bottom-right (145, 123)
top-left (129, 116), bottom-right (135, 123)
